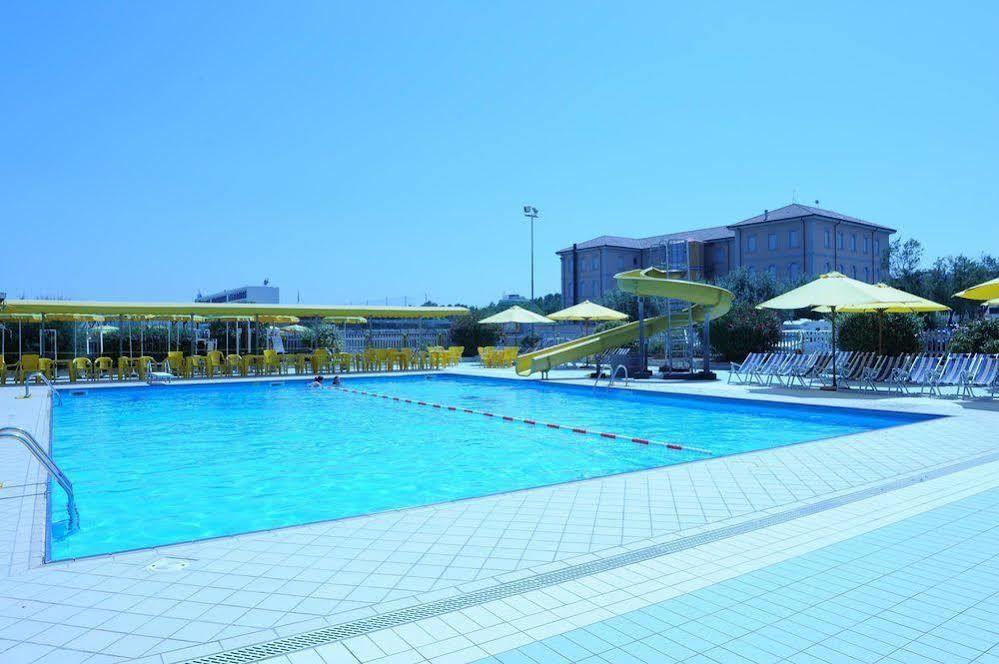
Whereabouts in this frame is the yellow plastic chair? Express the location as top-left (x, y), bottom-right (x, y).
top-left (187, 355), bottom-right (207, 378)
top-left (206, 351), bottom-right (225, 378)
top-left (398, 348), bottom-right (413, 370)
top-left (225, 354), bottom-right (243, 376)
top-left (262, 350), bottom-right (281, 375)
top-left (94, 357), bottom-right (114, 381)
top-left (69, 357), bottom-right (93, 382)
top-left (15, 354), bottom-right (41, 383)
top-left (135, 356), bottom-right (155, 381)
top-left (117, 356), bottom-right (135, 381)
top-left (312, 348), bottom-right (332, 374)
top-left (166, 351), bottom-right (187, 377)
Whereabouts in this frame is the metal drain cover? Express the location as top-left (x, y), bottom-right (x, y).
top-left (147, 557), bottom-right (192, 572)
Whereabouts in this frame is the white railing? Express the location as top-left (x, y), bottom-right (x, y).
top-left (922, 329), bottom-right (952, 353)
top-left (778, 329), bottom-right (832, 353)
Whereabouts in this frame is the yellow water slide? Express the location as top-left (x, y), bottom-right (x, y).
top-left (515, 269), bottom-right (734, 377)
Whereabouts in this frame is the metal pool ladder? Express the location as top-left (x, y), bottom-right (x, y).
top-left (21, 372), bottom-right (62, 406)
top-left (0, 426), bottom-right (79, 534)
top-left (607, 364), bottom-right (630, 388)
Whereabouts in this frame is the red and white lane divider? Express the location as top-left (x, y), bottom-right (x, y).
top-left (331, 386), bottom-right (712, 456)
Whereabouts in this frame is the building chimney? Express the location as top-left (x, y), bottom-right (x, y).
top-left (764, 209), bottom-right (768, 220)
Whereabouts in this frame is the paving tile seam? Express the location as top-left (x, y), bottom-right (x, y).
top-left (175, 449), bottom-right (999, 664)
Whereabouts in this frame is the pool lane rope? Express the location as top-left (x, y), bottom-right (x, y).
top-left (331, 386), bottom-right (712, 456)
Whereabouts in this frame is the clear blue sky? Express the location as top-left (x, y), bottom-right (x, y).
top-left (3, 2), bottom-right (997, 306)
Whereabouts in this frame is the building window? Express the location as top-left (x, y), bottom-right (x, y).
top-left (747, 234), bottom-right (757, 252)
top-left (865, 266), bottom-right (870, 282)
top-left (839, 263), bottom-right (844, 272)
top-left (788, 230), bottom-right (799, 248)
top-left (633, 256), bottom-right (638, 266)
top-left (592, 258), bottom-right (599, 271)
top-left (768, 233), bottom-right (777, 251)
top-left (789, 263), bottom-right (799, 280)
top-left (824, 261), bottom-right (831, 272)
top-left (837, 232), bottom-right (844, 250)
top-left (851, 265), bottom-right (857, 278)
top-left (876, 266), bottom-right (881, 280)
top-left (767, 265), bottom-right (776, 277)
top-left (850, 234), bottom-right (857, 252)
top-left (824, 229), bottom-right (831, 248)
top-left (863, 237), bottom-right (870, 254)
top-left (874, 239), bottom-right (881, 254)
top-left (617, 256), bottom-right (625, 270)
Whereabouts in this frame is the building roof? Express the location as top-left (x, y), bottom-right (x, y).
top-left (557, 225), bottom-right (734, 253)
top-left (728, 203), bottom-right (895, 231)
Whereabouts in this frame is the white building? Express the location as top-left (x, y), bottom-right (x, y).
top-left (196, 285), bottom-right (279, 304)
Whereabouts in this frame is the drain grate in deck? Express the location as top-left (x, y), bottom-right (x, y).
top-left (184, 450), bottom-right (999, 664)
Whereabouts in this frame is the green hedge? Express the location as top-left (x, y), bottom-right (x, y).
top-left (837, 313), bottom-right (923, 355)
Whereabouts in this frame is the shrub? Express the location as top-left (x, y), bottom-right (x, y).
top-left (837, 312), bottom-right (923, 355)
top-left (450, 316), bottom-right (498, 356)
top-left (313, 324), bottom-right (343, 351)
top-left (711, 306), bottom-right (782, 362)
top-left (949, 319), bottom-right (999, 354)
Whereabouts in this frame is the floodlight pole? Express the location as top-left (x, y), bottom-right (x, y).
top-left (522, 206), bottom-right (540, 302)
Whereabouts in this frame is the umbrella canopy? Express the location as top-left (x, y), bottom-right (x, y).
top-left (548, 300), bottom-right (628, 322)
top-left (279, 324), bottom-right (311, 334)
top-left (46, 313), bottom-right (108, 323)
top-left (812, 283), bottom-right (950, 314)
top-left (955, 277), bottom-right (999, 302)
top-left (757, 272), bottom-right (886, 311)
top-left (323, 316), bottom-right (368, 325)
top-left (479, 306), bottom-right (554, 325)
top-left (258, 315), bottom-right (300, 324)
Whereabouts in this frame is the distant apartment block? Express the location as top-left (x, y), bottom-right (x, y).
top-left (557, 203), bottom-right (895, 306)
top-left (196, 285), bottom-right (280, 304)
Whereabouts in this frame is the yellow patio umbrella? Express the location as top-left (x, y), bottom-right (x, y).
top-left (258, 315), bottom-right (300, 324)
top-left (758, 271), bottom-right (887, 389)
top-left (279, 324), bottom-right (311, 334)
top-left (955, 277), bottom-right (999, 302)
top-left (548, 299), bottom-right (628, 346)
top-left (478, 306), bottom-right (554, 325)
top-left (813, 283), bottom-right (949, 355)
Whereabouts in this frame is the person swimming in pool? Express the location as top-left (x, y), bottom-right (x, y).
top-left (331, 375), bottom-right (341, 386)
top-left (309, 375), bottom-right (324, 388)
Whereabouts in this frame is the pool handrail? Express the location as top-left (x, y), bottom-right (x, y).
top-left (0, 426), bottom-right (79, 534)
top-left (23, 372), bottom-right (62, 406)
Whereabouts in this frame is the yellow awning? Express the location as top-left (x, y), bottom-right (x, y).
top-left (0, 299), bottom-right (468, 319)
top-left (547, 300), bottom-right (628, 322)
top-left (757, 272), bottom-right (886, 311)
top-left (955, 277), bottom-right (999, 302)
top-left (812, 283), bottom-right (949, 314)
top-left (479, 306), bottom-right (554, 325)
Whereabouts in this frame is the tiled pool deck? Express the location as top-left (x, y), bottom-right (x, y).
top-left (1, 367), bottom-right (998, 663)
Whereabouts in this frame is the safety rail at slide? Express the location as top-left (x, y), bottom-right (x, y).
top-left (516, 270), bottom-right (733, 377)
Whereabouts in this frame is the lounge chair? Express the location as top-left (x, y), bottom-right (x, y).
top-left (748, 353), bottom-right (788, 385)
top-left (959, 355), bottom-right (998, 399)
top-left (728, 353), bottom-right (766, 384)
top-left (812, 351), bottom-right (852, 388)
top-left (889, 354), bottom-right (941, 394)
top-left (773, 353), bottom-right (818, 387)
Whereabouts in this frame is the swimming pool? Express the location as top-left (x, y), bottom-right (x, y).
top-left (49, 375), bottom-right (935, 560)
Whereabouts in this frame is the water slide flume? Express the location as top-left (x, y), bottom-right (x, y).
top-left (516, 268), bottom-right (733, 377)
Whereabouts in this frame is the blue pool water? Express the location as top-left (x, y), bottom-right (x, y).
top-left (50, 375), bottom-right (934, 560)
